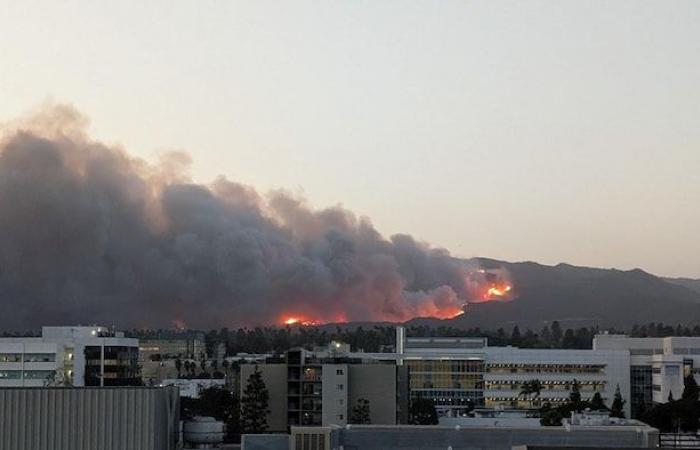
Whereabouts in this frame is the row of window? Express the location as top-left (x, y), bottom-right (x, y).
top-left (406, 360), bottom-right (484, 373)
top-left (487, 367), bottom-right (604, 374)
top-left (0, 353), bottom-right (56, 363)
top-left (0, 370), bottom-right (55, 380)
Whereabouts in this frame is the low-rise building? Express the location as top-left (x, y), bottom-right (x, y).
top-left (393, 328), bottom-right (631, 417)
top-left (593, 333), bottom-right (700, 416)
top-left (0, 326), bottom-right (139, 387)
top-left (0, 386), bottom-right (179, 450)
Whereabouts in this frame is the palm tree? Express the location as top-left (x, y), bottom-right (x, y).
top-left (519, 379), bottom-right (543, 409)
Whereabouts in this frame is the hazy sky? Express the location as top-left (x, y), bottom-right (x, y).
top-left (1, 1), bottom-right (698, 277)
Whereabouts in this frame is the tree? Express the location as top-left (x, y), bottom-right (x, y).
top-left (519, 379), bottom-right (542, 408)
top-left (409, 397), bottom-right (438, 425)
top-left (175, 358), bottom-right (182, 378)
top-left (610, 384), bottom-right (626, 418)
top-left (350, 398), bottom-right (371, 424)
top-left (200, 359), bottom-right (207, 374)
top-left (551, 321), bottom-right (563, 346)
top-left (682, 375), bottom-right (699, 402)
top-left (590, 392), bottom-right (607, 411)
top-left (241, 366), bottom-right (270, 433)
top-left (569, 379), bottom-right (582, 406)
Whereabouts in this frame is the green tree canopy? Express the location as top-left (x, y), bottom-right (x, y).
top-left (350, 398), bottom-right (371, 424)
top-left (610, 384), bottom-right (626, 418)
top-left (241, 366), bottom-right (270, 433)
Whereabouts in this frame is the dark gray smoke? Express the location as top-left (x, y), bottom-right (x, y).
top-left (0, 105), bottom-right (477, 329)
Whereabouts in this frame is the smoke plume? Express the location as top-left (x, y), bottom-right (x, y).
top-left (0, 105), bottom-right (478, 329)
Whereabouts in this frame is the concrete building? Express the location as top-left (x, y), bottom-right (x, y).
top-left (240, 345), bottom-right (400, 431)
top-left (159, 378), bottom-right (225, 398)
top-left (593, 333), bottom-right (700, 416)
top-left (393, 328), bottom-right (632, 418)
top-left (0, 386), bottom-right (180, 450)
top-left (243, 417), bottom-right (659, 450)
top-left (0, 326), bottom-right (139, 387)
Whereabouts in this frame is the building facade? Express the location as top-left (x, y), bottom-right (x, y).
top-left (593, 333), bottom-right (700, 416)
top-left (240, 346), bottom-right (399, 432)
top-left (394, 329), bottom-right (631, 418)
top-left (0, 326), bottom-right (139, 387)
top-left (0, 386), bottom-right (179, 450)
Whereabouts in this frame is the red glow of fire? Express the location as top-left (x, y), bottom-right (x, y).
top-left (485, 284), bottom-right (512, 299)
top-left (280, 312), bottom-right (348, 327)
top-left (283, 317), bottom-right (319, 326)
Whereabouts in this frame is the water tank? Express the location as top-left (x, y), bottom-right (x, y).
top-left (183, 416), bottom-right (225, 447)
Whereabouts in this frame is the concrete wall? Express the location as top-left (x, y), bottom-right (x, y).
top-left (0, 387), bottom-right (180, 450)
top-left (241, 364), bottom-right (288, 432)
top-left (347, 365), bottom-right (397, 425)
top-left (321, 364), bottom-right (347, 426)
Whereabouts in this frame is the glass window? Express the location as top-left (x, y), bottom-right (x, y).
top-left (0, 354), bottom-right (21, 363)
top-left (24, 353), bottom-right (56, 363)
top-left (0, 370), bottom-right (21, 379)
top-left (23, 370), bottom-right (55, 380)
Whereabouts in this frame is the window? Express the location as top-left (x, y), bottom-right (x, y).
top-left (23, 370), bottom-right (55, 380)
top-left (339, 399), bottom-right (344, 405)
top-left (336, 369), bottom-right (344, 375)
top-left (24, 353), bottom-right (56, 363)
top-left (0, 354), bottom-right (21, 363)
top-left (337, 414), bottom-right (344, 420)
top-left (0, 370), bottom-right (21, 379)
top-left (337, 384), bottom-right (344, 390)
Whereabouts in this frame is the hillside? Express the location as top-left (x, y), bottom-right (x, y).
top-left (408, 258), bottom-right (700, 330)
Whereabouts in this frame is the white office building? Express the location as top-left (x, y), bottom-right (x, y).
top-left (391, 328), bottom-right (631, 417)
top-left (0, 326), bottom-right (139, 387)
top-left (594, 333), bottom-right (700, 415)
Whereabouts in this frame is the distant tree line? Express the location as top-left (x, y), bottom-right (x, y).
top-left (184, 321), bottom-right (700, 356)
top-left (6, 321), bottom-right (700, 354)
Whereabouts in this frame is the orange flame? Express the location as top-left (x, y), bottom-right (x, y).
top-left (282, 315), bottom-right (320, 327)
top-left (486, 284), bottom-right (512, 298)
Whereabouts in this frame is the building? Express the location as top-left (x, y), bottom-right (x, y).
top-left (0, 386), bottom-right (179, 450)
top-left (138, 331), bottom-right (206, 362)
top-left (240, 344), bottom-right (400, 431)
top-left (593, 333), bottom-right (700, 416)
top-left (0, 326), bottom-right (139, 387)
top-left (393, 327), bottom-right (631, 418)
top-left (159, 378), bottom-right (225, 398)
top-left (243, 418), bottom-right (659, 450)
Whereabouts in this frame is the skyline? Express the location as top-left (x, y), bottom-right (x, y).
top-left (2, 1), bottom-right (699, 278)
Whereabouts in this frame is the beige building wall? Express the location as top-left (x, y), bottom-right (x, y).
top-left (348, 365), bottom-right (397, 425)
top-left (321, 364), bottom-right (347, 426)
top-left (240, 364), bottom-right (288, 432)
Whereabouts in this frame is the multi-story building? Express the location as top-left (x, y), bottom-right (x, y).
top-left (138, 331), bottom-right (206, 361)
top-left (0, 326), bottom-right (139, 387)
top-left (240, 344), bottom-right (401, 431)
top-left (394, 328), bottom-right (630, 417)
top-left (593, 333), bottom-right (700, 416)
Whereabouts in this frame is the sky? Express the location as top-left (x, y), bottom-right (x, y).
top-left (1, 0), bottom-right (698, 278)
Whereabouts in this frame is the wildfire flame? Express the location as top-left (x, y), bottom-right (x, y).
top-left (282, 315), bottom-right (322, 327)
top-left (467, 268), bottom-right (515, 302)
top-left (486, 284), bottom-right (512, 298)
